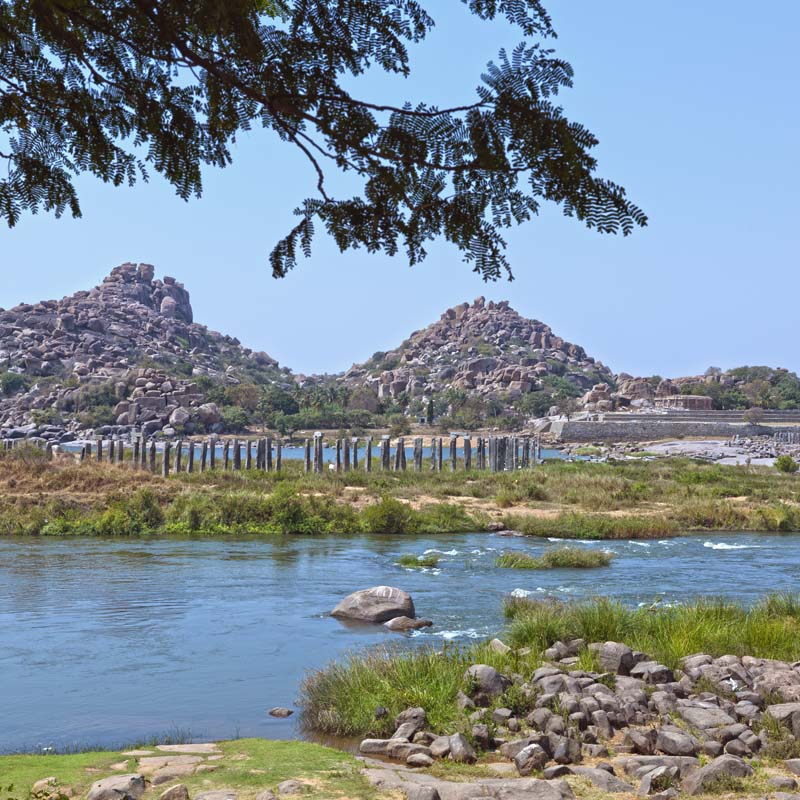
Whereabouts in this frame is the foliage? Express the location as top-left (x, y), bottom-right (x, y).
top-left (0, 0), bottom-right (645, 278)
top-left (775, 455), bottom-right (799, 474)
top-left (495, 546), bottom-right (613, 569)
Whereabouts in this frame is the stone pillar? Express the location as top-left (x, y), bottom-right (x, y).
top-left (381, 435), bottom-right (390, 471)
top-left (414, 437), bottom-right (423, 471)
top-left (209, 439), bottom-right (216, 470)
top-left (343, 437), bottom-right (351, 472)
top-left (149, 441), bottom-right (157, 472)
top-left (365, 437), bottom-right (373, 472)
top-left (464, 435), bottom-right (472, 470)
top-left (187, 442), bottom-right (195, 473)
top-left (256, 439), bottom-right (263, 470)
top-left (266, 436), bottom-right (273, 472)
top-left (79, 444), bottom-right (87, 462)
top-left (141, 438), bottom-right (148, 469)
top-left (175, 440), bottom-right (182, 473)
top-left (108, 438), bottom-right (115, 463)
top-left (436, 437), bottom-right (443, 472)
top-left (200, 441), bottom-right (208, 472)
top-left (335, 439), bottom-right (342, 473)
top-left (450, 435), bottom-right (457, 471)
top-left (393, 438), bottom-right (402, 471)
top-left (351, 438), bottom-right (359, 470)
top-left (399, 438), bottom-right (407, 470)
top-left (313, 432), bottom-right (323, 474)
top-left (245, 440), bottom-right (253, 471)
top-left (161, 441), bottom-right (171, 477)
top-left (522, 437), bottom-right (530, 468)
top-left (133, 437), bottom-right (140, 467)
top-left (223, 440), bottom-right (230, 471)
top-left (231, 438), bottom-right (240, 471)
top-left (276, 439), bottom-right (282, 472)
top-left (85, 441), bottom-right (92, 461)
top-left (430, 437), bottom-right (437, 471)
top-left (304, 439), bottom-right (311, 473)
top-left (117, 438), bottom-right (124, 464)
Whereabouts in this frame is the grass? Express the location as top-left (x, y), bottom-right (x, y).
top-left (0, 739), bottom-right (376, 800)
top-left (300, 592), bottom-right (800, 738)
top-left (495, 546), bottom-right (613, 569)
top-left (299, 643), bottom-right (542, 738)
top-left (397, 553), bottom-right (439, 568)
top-left (1, 448), bottom-right (799, 537)
top-left (504, 593), bottom-right (800, 670)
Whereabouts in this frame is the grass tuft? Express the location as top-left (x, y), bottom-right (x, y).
top-left (495, 546), bottom-right (613, 569)
top-left (397, 553), bottom-right (439, 568)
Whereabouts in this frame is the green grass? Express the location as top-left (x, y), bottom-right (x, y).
top-left (0, 740), bottom-right (375, 800)
top-left (502, 512), bottom-right (677, 540)
top-left (504, 593), bottom-right (800, 670)
top-left (495, 546), bottom-right (613, 569)
top-left (397, 553), bottom-right (440, 568)
top-left (299, 643), bottom-right (542, 737)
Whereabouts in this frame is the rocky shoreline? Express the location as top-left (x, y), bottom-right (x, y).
top-left (356, 639), bottom-right (800, 799)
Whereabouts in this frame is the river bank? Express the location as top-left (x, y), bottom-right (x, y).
top-left (0, 449), bottom-right (798, 537)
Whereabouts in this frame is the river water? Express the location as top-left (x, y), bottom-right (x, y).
top-left (1, 531), bottom-right (797, 753)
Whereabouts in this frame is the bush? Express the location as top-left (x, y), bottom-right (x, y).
top-left (775, 455), bottom-right (799, 474)
top-left (360, 496), bottom-right (418, 534)
top-left (397, 553), bottom-right (439, 568)
top-left (0, 371), bottom-right (27, 395)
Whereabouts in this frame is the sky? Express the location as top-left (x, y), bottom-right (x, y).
top-left (2, 1), bottom-right (799, 378)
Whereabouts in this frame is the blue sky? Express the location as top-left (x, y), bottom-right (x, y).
top-left (2, 1), bottom-right (798, 377)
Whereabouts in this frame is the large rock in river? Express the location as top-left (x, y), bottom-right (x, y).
top-left (331, 586), bottom-right (415, 623)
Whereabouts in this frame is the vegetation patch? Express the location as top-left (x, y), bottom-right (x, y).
top-left (495, 546), bottom-right (613, 569)
top-left (397, 553), bottom-right (439, 568)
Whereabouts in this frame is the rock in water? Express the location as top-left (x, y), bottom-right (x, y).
top-left (331, 586), bottom-right (415, 623)
top-left (384, 616), bottom-right (432, 631)
top-left (268, 707), bottom-right (294, 718)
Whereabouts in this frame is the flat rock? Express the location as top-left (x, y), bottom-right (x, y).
top-left (194, 792), bottom-right (237, 800)
top-left (276, 780), bottom-right (307, 795)
top-left (331, 586), bottom-right (415, 623)
top-left (152, 765), bottom-right (196, 785)
top-left (385, 617), bottom-right (433, 631)
top-left (156, 744), bottom-right (220, 754)
top-left (159, 786), bottom-right (189, 800)
top-left (120, 751), bottom-right (153, 758)
top-left (139, 756), bottom-right (202, 771)
top-left (87, 775), bottom-right (145, 800)
top-left (570, 767), bottom-right (634, 793)
top-left (268, 707), bottom-right (294, 718)
top-left (677, 705), bottom-right (736, 730)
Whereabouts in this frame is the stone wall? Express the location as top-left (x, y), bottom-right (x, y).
top-left (553, 420), bottom-right (797, 442)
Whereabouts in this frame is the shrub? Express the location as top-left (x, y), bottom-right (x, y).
top-left (0, 371), bottom-right (27, 395)
top-left (775, 455), bottom-right (799, 474)
top-left (360, 496), bottom-right (418, 534)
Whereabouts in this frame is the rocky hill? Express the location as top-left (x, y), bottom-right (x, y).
top-left (342, 297), bottom-right (613, 416)
top-left (0, 263), bottom-right (288, 440)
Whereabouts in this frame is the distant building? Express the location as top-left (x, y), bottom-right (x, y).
top-left (655, 395), bottom-right (713, 410)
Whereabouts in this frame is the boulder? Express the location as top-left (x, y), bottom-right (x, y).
top-left (463, 664), bottom-right (512, 704)
top-left (677, 705), bottom-right (735, 730)
top-left (331, 586), bottom-right (415, 623)
top-left (384, 616), bottom-right (432, 631)
top-left (592, 642), bottom-right (635, 675)
top-left (448, 733), bottom-right (477, 763)
top-left (87, 775), bottom-right (145, 800)
top-left (655, 729), bottom-right (699, 757)
top-left (681, 755), bottom-right (753, 795)
top-left (268, 707), bottom-right (293, 718)
top-left (514, 744), bottom-right (549, 776)
top-left (159, 787), bottom-right (189, 800)
top-left (570, 767), bottom-right (635, 793)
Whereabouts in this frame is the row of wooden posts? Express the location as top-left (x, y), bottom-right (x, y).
top-left (2, 433), bottom-right (544, 475)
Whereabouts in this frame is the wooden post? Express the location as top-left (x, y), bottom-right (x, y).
top-left (223, 440), bottom-right (230, 470)
top-left (175, 440), bottom-right (183, 473)
top-left (266, 436), bottom-right (273, 472)
top-left (304, 439), bottom-right (311, 473)
top-left (464, 435), bottom-right (472, 470)
top-left (79, 444), bottom-right (86, 462)
top-left (85, 441), bottom-right (92, 461)
top-left (187, 441), bottom-right (195, 473)
top-left (393, 437), bottom-right (402, 471)
top-left (148, 440), bottom-right (156, 472)
top-left (430, 437), bottom-right (437, 471)
top-left (351, 438), bottom-right (359, 470)
top-left (209, 439), bottom-right (217, 470)
top-left (365, 436), bottom-right (373, 472)
top-left (133, 437), bottom-right (140, 467)
top-left (162, 441), bottom-right (171, 477)
top-left (522, 437), bottom-right (530, 468)
top-left (414, 437), bottom-right (423, 471)
top-left (336, 439), bottom-right (342, 473)
top-left (200, 441), bottom-right (208, 472)
top-left (256, 439), bottom-right (264, 470)
top-left (450, 435), bottom-right (457, 471)
top-left (399, 437), bottom-right (407, 470)
top-left (141, 437), bottom-right (148, 469)
top-left (96, 438), bottom-right (103, 462)
top-left (108, 437), bottom-right (116, 464)
top-left (245, 440), bottom-right (253, 470)
top-left (276, 439), bottom-right (282, 472)
top-left (343, 437), bottom-right (351, 472)
top-left (436, 437), bottom-right (443, 472)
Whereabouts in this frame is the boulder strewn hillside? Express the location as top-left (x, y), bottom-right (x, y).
top-left (0, 263), bottom-right (288, 440)
top-left (342, 297), bottom-right (613, 419)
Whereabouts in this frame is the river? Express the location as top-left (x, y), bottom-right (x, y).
top-left (1, 531), bottom-right (797, 753)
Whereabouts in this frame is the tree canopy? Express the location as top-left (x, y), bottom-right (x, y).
top-left (0, 0), bottom-right (647, 278)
